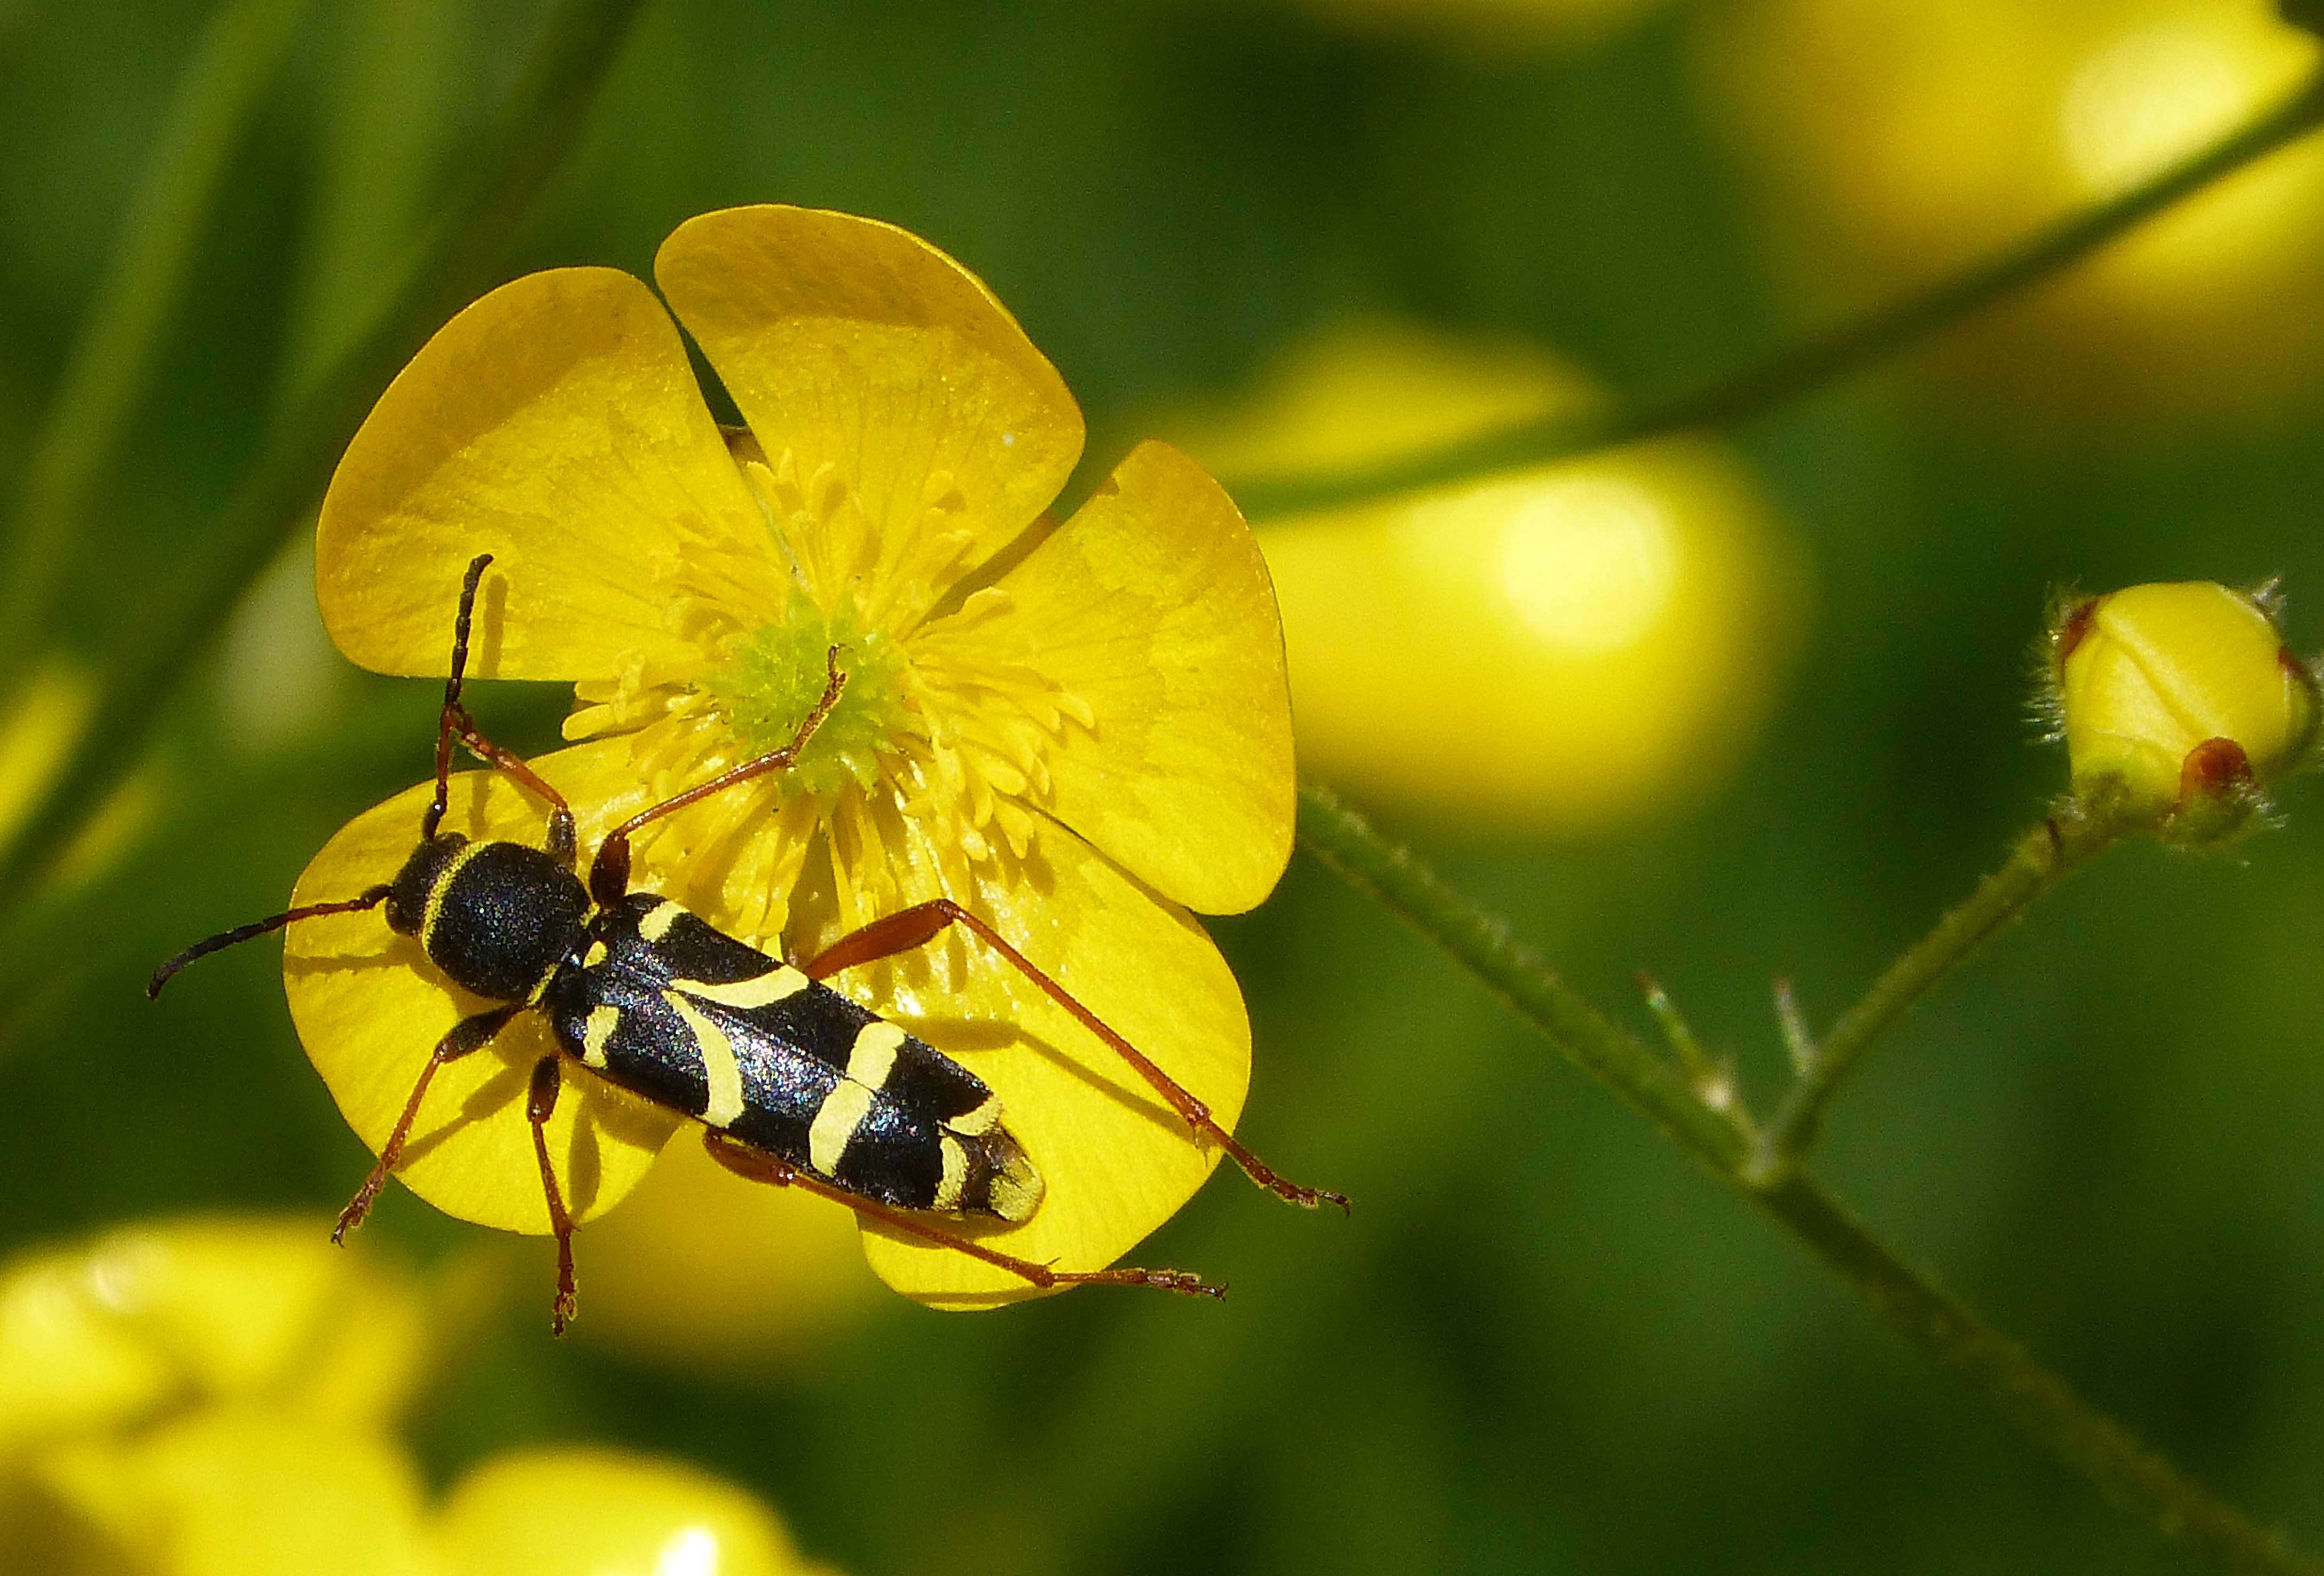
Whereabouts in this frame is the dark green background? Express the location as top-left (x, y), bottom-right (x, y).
top-left (5, 3), bottom-right (2323, 1572)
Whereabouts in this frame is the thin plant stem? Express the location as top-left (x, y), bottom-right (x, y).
top-left (1296, 782), bottom-right (2317, 1576)
top-left (0, 0), bottom-right (653, 915)
top-left (1758, 812), bottom-right (2124, 1169)
top-left (0, 0), bottom-right (318, 653)
top-left (1299, 788), bottom-right (1746, 1170)
top-left (1232, 68), bottom-right (2324, 521)
top-left (1756, 1173), bottom-right (2321, 1576)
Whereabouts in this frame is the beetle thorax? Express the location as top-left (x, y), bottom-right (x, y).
top-left (384, 833), bottom-right (591, 1002)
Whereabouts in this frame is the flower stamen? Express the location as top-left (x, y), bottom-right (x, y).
top-left (700, 596), bottom-right (917, 800)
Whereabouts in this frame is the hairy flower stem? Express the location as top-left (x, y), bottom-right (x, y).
top-left (1236, 68), bottom-right (2324, 521)
top-left (1754, 1174), bottom-right (2323, 1576)
top-left (1296, 782), bottom-right (2315, 1576)
top-left (1756, 811), bottom-right (2124, 1172)
top-left (0, 0), bottom-right (653, 917)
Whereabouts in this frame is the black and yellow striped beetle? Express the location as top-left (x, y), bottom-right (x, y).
top-left (152, 554), bottom-right (1342, 1330)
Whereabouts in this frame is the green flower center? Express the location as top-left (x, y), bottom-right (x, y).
top-left (701, 597), bottom-right (912, 798)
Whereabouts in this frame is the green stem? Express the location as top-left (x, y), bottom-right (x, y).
top-left (1759, 813), bottom-right (2122, 1168)
top-left (0, 0), bottom-right (317, 652)
top-left (1296, 783), bottom-right (2314, 1576)
top-left (1296, 784), bottom-right (1745, 1171)
top-left (1756, 1175), bottom-right (2321, 1576)
top-left (0, 0), bottom-right (651, 913)
top-left (1235, 68), bottom-right (2324, 521)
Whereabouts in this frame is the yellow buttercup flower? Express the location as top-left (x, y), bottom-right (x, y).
top-left (1171, 319), bottom-right (1800, 830)
top-left (292, 206), bottom-right (1297, 1306)
top-left (2051, 580), bottom-right (2320, 843)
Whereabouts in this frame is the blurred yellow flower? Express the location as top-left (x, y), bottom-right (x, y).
top-left (1169, 319), bottom-right (1800, 831)
top-left (0, 1216), bottom-right (428, 1456)
top-left (2051, 580), bottom-right (2320, 842)
top-left (296, 204), bottom-right (1295, 1305)
top-left (0, 1219), bottom-right (841, 1576)
top-left (437, 1449), bottom-right (841, 1576)
top-left (27, 1409), bottom-right (434, 1576)
top-left (0, 1217), bottom-right (436, 1576)
top-left (1696, 0), bottom-right (2324, 427)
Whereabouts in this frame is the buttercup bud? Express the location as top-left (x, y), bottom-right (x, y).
top-left (2052, 580), bottom-right (2320, 841)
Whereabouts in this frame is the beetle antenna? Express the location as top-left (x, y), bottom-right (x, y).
top-left (423, 553), bottom-right (495, 841)
top-left (147, 885), bottom-right (394, 999)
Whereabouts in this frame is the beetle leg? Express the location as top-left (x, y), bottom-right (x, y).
top-left (526, 1054), bottom-right (579, 1334)
top-left (445, 710), bottom-right (578, 869)
top-left (332, 1003), bottom-right (522, 1244)
top-left (804, 900), bottom-right (1348, 1213)
top-left (589, 646), bottom-right (846, 906)
top-left (421, 553), bottom-right (578, 866)
top-left (702, 1131), bottom-right (1224, 1299)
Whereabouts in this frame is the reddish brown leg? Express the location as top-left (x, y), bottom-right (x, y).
top-left (805, 900), bottom-right (1349, 1213)
top-left (419, 553), bottom-right (579, 865)
top-left (590, 647), bottom-right (847, 905)
top-left (527, 1055), bottom-right (579, 1334)
top-left (333, 1004), bottom-right (520, 1244)
top-left (702, 1132), bottom-right (1223, 1298)
top-left (447, 707), bottom-right (577, 867)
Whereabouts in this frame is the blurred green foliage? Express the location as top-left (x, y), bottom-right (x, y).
top-left (6, 2), bottom-right (2324, 1573)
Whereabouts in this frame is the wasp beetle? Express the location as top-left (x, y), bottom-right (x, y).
top-left (152, 554), bottom-right (1342, 1330)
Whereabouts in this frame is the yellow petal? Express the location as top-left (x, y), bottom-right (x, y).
top-left (265, 1251), bottom-right (433, 1435)
top-left (655, 206), bottom-right (1084, 632)
top-left (316, 266), bottom-right (786, 681)
top-left (805, 788), bottom-right (1250, 1307)
top-left (286, 740), bottom-right (684, 1233)
top-left (910, 441), bottom-right (1294, 914)
top-left (437, 1448), bottom-right (835, 1576)
top-left (30, 1409), bottom-right (432, 1576)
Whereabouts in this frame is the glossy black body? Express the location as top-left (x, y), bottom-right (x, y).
top-left (392, 836), bottom-right (1037, 1219)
